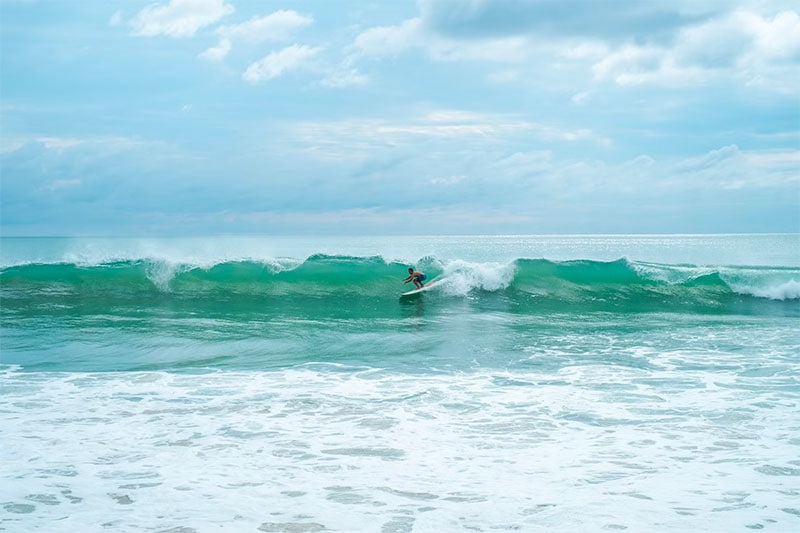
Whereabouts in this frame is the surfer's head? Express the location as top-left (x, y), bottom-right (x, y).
top-left (408, 268), bottom-right (414, 273)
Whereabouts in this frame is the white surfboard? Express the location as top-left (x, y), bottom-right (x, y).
top-left (401, 278), bottom-right (445, 297)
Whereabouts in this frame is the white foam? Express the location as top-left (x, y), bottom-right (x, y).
top-left (2, 365), bottom-right (798, 532)
top-left (439, 259), bottom-right (516, 295)
top-left (731, 278), bottom-right (800, 300)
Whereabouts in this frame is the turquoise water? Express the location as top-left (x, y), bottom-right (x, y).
top-left (1, 235), bottom-right (799, 531)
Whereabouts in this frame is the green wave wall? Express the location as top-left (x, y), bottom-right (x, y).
top-left (2, 255), bottom-right (798, 318)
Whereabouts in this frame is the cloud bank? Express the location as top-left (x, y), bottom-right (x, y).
top-left (1, 0), bottom-right (797, 234)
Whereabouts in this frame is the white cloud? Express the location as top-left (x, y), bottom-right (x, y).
top-left (199, 38), bottom-right (231, 61)
top-left (352, 17), bottom-right (530, 63)
top-left (130, 0), bottom-right (234, 38)
top-left (283, 111), bottom-right (609, 163)
top-left (0, 136), bottom-right (27, 154)
top-left (592, 9), bottom-right (800, 91)
top-left (291, 114), bottom-right (531, 145)
top-left (743, 9), bottom-right (800, 60)
top-left (745, 150), bottom-right (800, 167)
top-left (669, 145), bottom-right (800, 190)
top-left (202, 10), bottom-right (313, 61)
top-left (592, 45), bottom-right (671, 85)
top-left (319, 68), bottom-right (369, 88)
top-left (22, 136), bottom-right (147, 152)
top-left (353, 18), bottom-right (422, 57)
top-left (243, 45), bottom-right (321, 83)
top-left (346, 4), bottom-right (799, 93)
top-left (558, 41), bottom-right (609, 61)
top-left (676, 145), bottom-right (741, 172)
top-left (672, 12), bottom-right (751, 69)
top-left (217, 10), bottom-right (312, 42)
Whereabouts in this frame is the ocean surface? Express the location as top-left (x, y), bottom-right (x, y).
top-left (1, 234), bottom-right (799, 532)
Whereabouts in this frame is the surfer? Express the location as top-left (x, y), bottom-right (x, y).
top-left (403, 268), bottom-right (427, 289)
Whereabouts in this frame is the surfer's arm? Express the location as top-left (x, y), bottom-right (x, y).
top-left (403, 271), bottom-right (422, 283)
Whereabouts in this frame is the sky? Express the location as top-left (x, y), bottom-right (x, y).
top-left (1, 0), bottom-right (798, 235)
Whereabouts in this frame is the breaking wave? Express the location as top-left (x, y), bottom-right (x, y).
top-left (2, 255), bottom-right (798, 316)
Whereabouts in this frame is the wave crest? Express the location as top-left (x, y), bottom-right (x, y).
top-left (2, 255), bottom-right (798, 311)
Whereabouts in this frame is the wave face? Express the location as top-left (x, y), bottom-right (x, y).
top-left (2, 255), bottom-right (798, 317)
